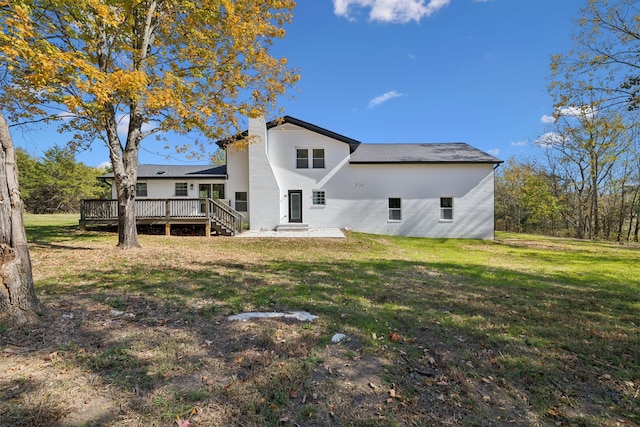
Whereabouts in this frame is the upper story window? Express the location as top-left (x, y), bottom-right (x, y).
top-left (175, 182), bottom-right (188, 197)
top-left (296, 149), bottom-right (309, 168)
top-left (136, 182), bottom-right (147, 197)
top-left (440, 197), bottom-right (453, 220)
top-left (312, 149), bottom-right (325, 168)
top-left (388, 198), bottom-right (401, 221)
top-left (296, 148), bottom-right (325, 169)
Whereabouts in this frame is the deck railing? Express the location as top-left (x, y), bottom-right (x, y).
top-left (80, 198), bottom-right (243, 235)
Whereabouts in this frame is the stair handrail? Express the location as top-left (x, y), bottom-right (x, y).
top-left (208, 198), bottom-right (243, 234)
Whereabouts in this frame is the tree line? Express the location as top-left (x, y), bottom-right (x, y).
top-left (496, 0), bottom-right (640, 242)
top-left (16, 146), bottom-right (110, 214)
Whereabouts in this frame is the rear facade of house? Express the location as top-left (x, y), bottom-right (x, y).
top-left (223, 116), bottom-right (502, 239)
top-left (102, 115), bottom-right (502, 239)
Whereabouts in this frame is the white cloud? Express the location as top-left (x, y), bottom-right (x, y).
top-left (511, 139), bottom-right (528, 147)
top-left (541, 114), bottom-right (555, 124)
top-left (535, 132), bottom-right (566, 148)
top-left (368, 90), bottom-right (405, 109)
top-left (558, 105), bottom-right (598, 120)
top-left (487, 148), bottom-right (500, 156)
top-left (333, 0), bottom-right (452, 23)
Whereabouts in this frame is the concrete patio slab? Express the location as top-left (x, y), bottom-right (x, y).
top-left (236, 228), bottom-right (345, 238)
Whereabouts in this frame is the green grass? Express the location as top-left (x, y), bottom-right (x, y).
top-left (7, 215), bottom-right (640, 425)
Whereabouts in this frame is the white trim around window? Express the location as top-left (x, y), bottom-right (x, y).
top-left (175, 182), bottom-right (188, 197)
top-left (296, 147), bottom-right (325, 169)
top-left (388, 197), bottom-right (401, 221)
top-left (440, 197), bottom-right (453, 221)
top-left (312, 190), bottom-right (326, 207)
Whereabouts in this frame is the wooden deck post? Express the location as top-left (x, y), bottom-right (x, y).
top-left (165, 223), bottom-right (171, 236)
top-left (205, 222), bottom-right (211, 237)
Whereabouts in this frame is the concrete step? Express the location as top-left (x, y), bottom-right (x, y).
top-left (275, 223), bottom-right (309, 232)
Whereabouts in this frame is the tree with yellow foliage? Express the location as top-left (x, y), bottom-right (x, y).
top-left (0, 0), bottom-right (298, 248)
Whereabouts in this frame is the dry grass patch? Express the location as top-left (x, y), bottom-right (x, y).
top-left (1, 218), bottom-right (639, 426)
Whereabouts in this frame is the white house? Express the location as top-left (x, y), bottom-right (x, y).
top-left (100, 115), bottom-right (502, 239)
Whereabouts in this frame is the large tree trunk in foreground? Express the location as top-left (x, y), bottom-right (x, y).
top-left (0, 114), bottom-right (42, 326)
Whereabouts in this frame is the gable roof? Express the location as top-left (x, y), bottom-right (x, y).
top-left (218, 115), bottom-right (361, 153)
top-left (101, 164), bottom-right (227, 180)
top-left (349, 143), bottom-right (502, 165)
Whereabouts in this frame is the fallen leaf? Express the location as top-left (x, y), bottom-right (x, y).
top-left (289, 389), bottom-right (298, 399)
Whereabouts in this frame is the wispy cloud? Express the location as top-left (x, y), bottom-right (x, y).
top-left (511, 139), bottom-right (528, 147)
top-left (368, 90), bottom-right (405, 109)
top-left (487, 148), bottom-right (500, 156)
top-left (333, 0), bottom-right (452, 23)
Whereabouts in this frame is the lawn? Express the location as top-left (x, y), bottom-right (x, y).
top-left (1, 214), bottom-right (639, 426)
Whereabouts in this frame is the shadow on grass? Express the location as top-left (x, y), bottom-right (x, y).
top-left (15, 250), bottom-right (638, 426)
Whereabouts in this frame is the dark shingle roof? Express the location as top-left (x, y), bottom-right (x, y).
top-left (349, 143), bottom-right (502, 164)
top-left (218, 116), bottom-right (361, 153)
top-left (102, 164), bottom-right (227, 179)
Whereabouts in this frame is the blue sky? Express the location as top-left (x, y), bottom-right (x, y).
top-left (12, 0), bottom-right (583, 168)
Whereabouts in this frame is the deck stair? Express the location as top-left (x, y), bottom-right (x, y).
top-left (80, 197), bottom-right (243, 237)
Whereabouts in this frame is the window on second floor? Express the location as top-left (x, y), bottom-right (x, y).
top-left (296, 149), bottom-right (309, 168)
top-left (296, 148), bottom-right (325, 169)
top-left (312, 148), bottom-right (325, 168)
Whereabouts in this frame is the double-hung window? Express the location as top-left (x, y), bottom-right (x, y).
top-left (312, 149), bottom-right (325, 168)
top-left (296, 148), bottom-right (325, 169)
top-left (175, 182), bottom-right (188, 197)
top-left (136, 182), bottom-right (148, 197)
top-left (235, 192), bottom-right (248, 212)
top-left (440, 197), bottom-right (453, 220)
top-left (388, 198), bottom-right (401, 221)
top-left (296, 149), bottom-right (309, 168)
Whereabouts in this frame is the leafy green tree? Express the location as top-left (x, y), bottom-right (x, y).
top-left (0, 0), bottom-right (298, 248)
top-left (540, 108), bottom-right (630, 239)
top-left (14, 148), bottom-right (39, 203)
top-left (550, 0), bottom-right (640, 111)
top-left (16, 146), bottom-right (108, 213)
top-left (495, 158), bottom-right (560, 235)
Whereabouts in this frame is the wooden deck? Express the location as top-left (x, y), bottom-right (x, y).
top-left (80, 198), bottom-right (243, 236)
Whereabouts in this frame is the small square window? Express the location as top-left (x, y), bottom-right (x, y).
top-left (136, 182), bottom-right (147, 197)
top-left (235, 192), bottom-right (248, 212)
top-left (312, 148), bottom-right (325, 168)
top-left (440, 197), bottom-right (453, 220)
top-left (175, 182), bottom-right (188, 197)
top-left (312, 190), bottom-right (326, 205)
top-left (296, 149), bottom-right (309, 168)
top-left (389, 198), bottom-right (401, 221)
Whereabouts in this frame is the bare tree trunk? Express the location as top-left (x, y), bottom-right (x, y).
top-left (0, 114), bottom-right (42, 326)
top-left (104, 110), bottom-right (141, 249)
